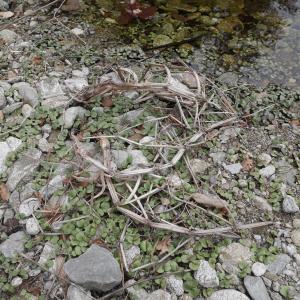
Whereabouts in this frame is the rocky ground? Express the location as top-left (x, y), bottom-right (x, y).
top-left (0, 1), bottom-right (300, 300)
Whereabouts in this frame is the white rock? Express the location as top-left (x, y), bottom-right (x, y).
top-left (0, 137), bottom-right (22, 173)
top-left (64, 78), bottom-right (88, 92)
top-left (125, 245), bottom-right (140, 266)
top-left (19, 198), bottom-right (40, 217)
top-left (282, 195), bottom-right (299, 213)
top-left (0, 87), bottom-right (6, 109)
top-left (166, 275), bottom-right (184, 296)
top-left (12, 82), bottom-right (39, 107)
top-left (63, 106), bottom-right (87, 129)
top-left (11, 276), bottom-right (23, 287)
top-left (167, 174), bottom-right (185, 188)
top-left (251, 262), bottom-right (267, 276)
top-left (21, 104), bottom-right (34, 118)
top-left (38, 78), bottom-right (65, 99)
top-left (224, 163), bottom-right (242, 175)
top-left (258, 153), bottom-right (272, 165)
top-left (146, 290), bottom-right (171, 300)
top-left (209, 152), bottom-right (226, 164)
top-left (252, 196), bottom-right (273, 212)
top-left (26, 217), bottom-right (40, 235)
top-left (259, 165), bottom-right (275, 178)
top-left (140, 136), bottom-right (155, 144)
top-left (67, 285), bottom-right (91, 300)
top-left (70, 28), bottom-right (84, 36)
top-left (0, 231), bottom-right (27, 258)
top-left (207, 289), bottom-right (250, 300)
top-left (190, 159), bottom-right (210, 174)
top-left (38, 242), bottom-right (55, 266)
top-left (194, 260), bottom-right (219, 288)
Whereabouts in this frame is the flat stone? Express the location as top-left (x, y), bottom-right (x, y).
top-left (190, 159), bottom-right (210, 174)
top-left (6, 148), bottom-right (42, 191)
top-left (267, 254), bottom-right (291, 274)
top-left (118, 109), bottom-right (144, 126)
top-left (259, 165), bottom-right (275, 178)
top-left (146, 290), bottom-right (171, 300)
top-left (64, 245), bottom-right (122, 292)
top-left (125, 245), bottom-right (140, 266)
top-left (11, 276), bottom-right (23, 287)
top-left (19, 198), bottom-right (40, 217)
top-left (40, 175), bottom-right (64, 199)
top-left (12, 82), bottom-right (39, 107)
top-left (209, 151), bottom-right (226, 164)
top-left (207, 289), bottom-right (250, 300)
top-left (166, 275), bottom-right (184, 296)
top-left (194, 260), bottom-right (219, 288)
top-left (0, 231), bottom-right (27, 258)
top-left (258, 153), bottom-right (272, 166)
top-left (38, 242), bottom-right (55, 266)
top-left (291, 230), bottom-right (300, 247)
top-left (38, 138), bottom-right (52, 153)
top-left (64, 78), bottom-right (88, 92)
top-left (112, 149), bottom-right (148, 168)
top-left (26, 217), bottom-right (40, 235)
top-left (244, 276), bottom-right (271, 300)
top-left (0, 29), bottom-right (19, 44)
top-left (67, 285), bottom-right (91, 300)
top-left (252, 262), bottom-right (267, 276)
top-left (217, 72), bottom-right (239, 86)
top-left (282, 195), bottom-right (299, 213)
top-left (0, 87), bottom-right (6, 109)
top-left (38, 78), bottom-right (65, 99)
top-left (21, 104), bottom-right (34, 118)
top-left (224, 163), bottom-right (242, 175)
top-left (2, 102), bottom-right (22, 114)
top-left (63, 106), bottom-right (87, 129)
top-left (275, 159), bottom-right (297, 185)
top-left (252, 196), bottom-right (273, 212)
top-left (42, 95), bottom-right (69, 108)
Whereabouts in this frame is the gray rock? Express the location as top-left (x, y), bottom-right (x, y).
top-left (209, 152), bottom-right (226, 164)
top-left (64, 245), bottom-right (122, 292)
top-left (0, 87), bottom-right (7, 109)
top-left (126, 279), bottom-right (149, 300)
top-left (146, 290), bottom-right (171, 300)
top-left (258, 153), bottom-right (272, 166)
top-left (244, 276), bottom-right (271, 300)
top-left (166, 275), bottom-right (184, 296)
top-left (63, 106), bottom-right (87, 129)
top-left (167, 174), bottom-right (185, 188)
top-left (0, 29), bottom-right (19, 44)
top-left (0, 136), bottom-right (22, 173)
top-left (219, 127), bottom-right (240, 143)
top-left (11, 277), bottom-right (23, 287)
top-left (217, 72), bottom-right (239, 86)
top-left (269, 292), bottom-right (283, 300)
top-left (275, 159), bottom-right (297, 185)
top-left (0, 231), bottom-right (27, 258)
top-left (251, 262), bottom-right (267, 276)
top-left (67, 286), bottom-right (91, 300)
top-left (224, 163), bottom-right (242, 175)
top-left (21, 104), bottom-right (34, 118)
top-left (20, 183), bottom-right (35, 202)
top-left (125, 245), bottom-right (140, 266)
top-left (64, 78), bottom-right (88, 92)
top-left (112, 149), bottom-right (148, 168)
top-left (42, 95), bottom-right (70, 108)
top-left (194, 260), bottom-right (219, 288)
top-left (38, 78), bottom-right (65, 99)
top-left (9, 190), bottom-right (20, 211)
top-left (40, 175), bottom-right (64, 199)
top-left (38, 242), bottom-right (55, 266)
top-left (38, 138), bottom-right (52, 153)
top-left (118, 109), bottom-right (144, 126)
top-left (282, 195), bottom-right (299, 213)
top-left (0, 81), bottom-right (11, 91)
top-left (19, 198), bottom-right (40, 217)
top-left (2, 102), bottom-right (22, 114)
top-left (6, 148), bottom-right (42, 191)
top-left (0, 0), bottom-right (9, 10)
top-left (12, 82), bottom-right (39, 107)
top-left (207, 289), bottom-right (250, 300)
top-left (267, 254), bottom-right (291, 274)
top-left (26, 217), bottom-right (40, 235)
top-left (219, 243), bottom-right (252, 274)
top-left (291, 230), bottom-right (300, 247)
top-left (190, 159), bottom-right (210, 174)
top-left (252, 196), bottom-right (273, 212)
top-left (259, 165), bottom-right (275, 178)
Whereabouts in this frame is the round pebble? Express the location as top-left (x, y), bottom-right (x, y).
top-left (11, 276), bottom-right (23, 287)
top-left (251, 262), bottom-right (267, 276)
top-left (26, 217), bottom-right (40, 235)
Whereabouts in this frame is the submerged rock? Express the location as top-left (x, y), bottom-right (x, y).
top-left (64, 245), bottom-right (122, 292)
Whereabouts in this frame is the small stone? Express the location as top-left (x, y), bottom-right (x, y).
top-left (258, 153), bottom-right (272, 166)
top-left (167, 174), bottom-right (185, 188)
top-left (0, 136), bottom-right (22, 173)
top-left (146, 290), bottom-right (171, 300)
top-left (293, 219), bottom-right (300, 228)
top-left (38, 78), bottom-right (65, 99)
top-left (12, 82), bottom-right (39, 107)
top-left (286, 244), bottom-right (297, 256)
top-left (0, 87), bottom-right (6, 109)
top-left (251, 262), bottom-right (267, 276)
top-left (11, 276), bottom-right (23, 287)
top-left (0, 0), bottom-right (9, 10)
top-left (282, 195), bottom-right (299, 213)
top-left (291, 230), bottom-right (300, 247)
top-left (209, 152), bottom-right (226, 164)
top-left (118, 109), bottom-right (144, 126)
top-left (259, 165), bottom-right (275, 178)
top-left (125, 245), bottom-right (140, 266)
top-left (38, 242), bottom-right (55, 266)
top-left (64, 245), bottom-right (122, 292)
top-left (224, 163), bottom-right (242, 175)
top-left (41, 124), bottom-right (52, 135)
top-left (140, 136), bottom-right (155, 144)
top-left (19, 198), bottom-right (40, 217)
top-left (126, 279), bottom-right (149, 300)
top-left (64, 78), bottom-right (88, 92)
top-left (0, 231), bottom-right (27, 258)
top-left (252, 196), bottom-right (273, 212)
top-left (0, 29), bottom-right (19, 44)
top-left (190, 159), bottom-right (210, 174)
top-left (41, 175), bottom-right (64, 199)
top-left (217, 72), bottom-right (239, 86)
top-left (26, 217), bottom-right (40, 235)
top-left (207, 289), bottom-right (250, 300)
top-left (38, 137), bottom-right (52, 153)
top-left (166, 275), bottom-right (184, 296)
top-left (244, 276), bottom-right (271, 300)
top-left (67, 285), bottom-right (91, 300)
top-left (194, 260), bottom-right (219, 288)
top-left (267, 254), bottom-right (291, 274)
top-left (21, 104), bottom-right (34, 118)
top-left (70, 28), bottom-right (84, 35)
top-left (63, 106), bottom-right (87, 129)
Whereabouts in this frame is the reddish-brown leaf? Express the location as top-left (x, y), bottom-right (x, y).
top-left (0, 183), bottom-right (9, 202)
top-left (32, 56), bottom-right (42, 65)
top-left (102, 95), bottom-right (113, 107)
top-left (242, 157), bottom-right (254, 171)
top-left (129, 133), bottom-right (144, 142)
